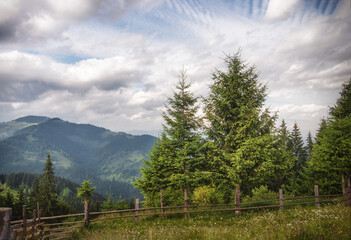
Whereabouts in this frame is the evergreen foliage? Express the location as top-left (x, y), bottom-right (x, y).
top-left (308, 78), bottom-right (351, 194)
top-left (135, 70), bottom-right (203, 206)
top-left (203, 51), bottom-right (288, 195)
top-left (77, 180), bottom-right (95, 201)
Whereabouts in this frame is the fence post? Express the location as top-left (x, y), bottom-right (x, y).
top-left (279, 189), bottom-right (284, 211)
top-left (134, 198), bottom-right (139, 223)
top-left (22, 205), bottom-right (27, 239)
top-left (184, 188), bottom-right (189, 219)
top-left (235, 185), bottom-right (240, 215)
top-left (84, 200), bottom-right (90, 227)
top-left (32, 210), bottom-right (37, 236)
top-left (342, 173), bottom-right (346, 195)
top-left (0, 208), bottom-right (12, 240)
top-left (160, 189), bottom-right (164, 219)
top-left (314, 185), bottom-right (319, 208)
top-left (36, 202), bottom-right (40, 223)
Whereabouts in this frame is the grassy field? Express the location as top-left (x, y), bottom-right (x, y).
top-left (72, 203), bottom-right (351, 240)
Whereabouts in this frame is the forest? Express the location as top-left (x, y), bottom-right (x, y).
top-left (135, 52), bottom-right (351, 208)
top-left (0, 52), bottom-right (350, 217)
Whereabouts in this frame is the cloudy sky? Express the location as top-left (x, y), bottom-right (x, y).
top-left (0, 0), bottom-right (350, 138)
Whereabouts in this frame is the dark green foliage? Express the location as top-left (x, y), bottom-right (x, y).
top-left (136, 70), bottom-right (203, 206)
top-left (203, 51), bottom-right (288, 195)
top-left (286, 123), bottom-right (308, 195)
top-left (39, 154), bottom-right (59, 216)
top-left (308, 78), bottom-right (351, 194)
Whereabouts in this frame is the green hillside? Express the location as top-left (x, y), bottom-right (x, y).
top-left (0, 116), bottom-right (157, 199)
top-left (0, 116), bottom-right (49, 140)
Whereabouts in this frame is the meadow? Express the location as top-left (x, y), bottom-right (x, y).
top-left (72, 203), bottom-right (350, 240)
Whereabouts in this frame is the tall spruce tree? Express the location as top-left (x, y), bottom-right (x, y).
top-left (309, 79), bottom-right (351, 194)
top-left (287, 122), bottom-right (308, 195)
top-left (136, 70), bottom-right (203, 207)
top-left (204, 51), bottom-right (288, 195)
top-left (40, 153), bottom-right (58, 216)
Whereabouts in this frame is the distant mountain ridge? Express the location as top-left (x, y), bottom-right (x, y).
top-left (0, 116), bottom-right (157, 198)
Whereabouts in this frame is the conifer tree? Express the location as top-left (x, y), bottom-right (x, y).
top-left (306, 131), bottom-right (314, 157)
top-left (287, 122), bottom-right (308, 195)
top-left (309, 79), bottom-right (351, 194)
top-left (162, 70), bottom-right (203, 208)
top-left (40, 153), bottom-right (58, 216)
top-left (204, 51), bottom-right (287, 195)
top-left (135, 70), bottom-right (203, 207)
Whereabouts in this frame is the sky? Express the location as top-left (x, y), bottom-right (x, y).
top-left (0, 0), bottom-right (350, 138)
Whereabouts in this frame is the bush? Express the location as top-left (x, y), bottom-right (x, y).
top-left (192, 185), bottom-right (218, 205)
top-left (243, 185), bottom-right (278, 203)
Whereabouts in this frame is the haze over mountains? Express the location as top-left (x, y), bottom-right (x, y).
top-left (0, 116), bottom-right (157, 198)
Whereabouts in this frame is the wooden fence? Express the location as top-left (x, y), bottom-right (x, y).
top-left (1, 185), bottom-right (350, 240)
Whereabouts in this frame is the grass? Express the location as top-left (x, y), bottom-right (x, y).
top-left (72, 203), bottom-right (351, 240)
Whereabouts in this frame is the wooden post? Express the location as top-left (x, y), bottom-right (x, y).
top-left (84, 200), bottom-right (90, 227)
top-left (32, 210), bottom-right (37, 236)
top-left (184, 188), bottom-right (188, 219)
top-left (342, 173), bottom-right (346, 195)
top-left (36, 202), bottom-right (40, 223)
top-left (134, 198), bottom-right (139, 222)
top-left (160, 189), bottom-right (164, 219)
top-left (235, 185), bottom-right (240, 215)
top-left (22, 205), bottom-right (27, 239)
top-left (0, 208), bottom-right (12, 240)
top-left (279, 188), bottom-right (284, 211)
top-left (314, 185), bottom-right (319, 208)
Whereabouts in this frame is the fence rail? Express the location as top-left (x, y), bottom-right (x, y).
top-left (1, 185), bottom-right (350, 240)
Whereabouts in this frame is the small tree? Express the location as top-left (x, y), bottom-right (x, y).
top-left (77, 180), bottom-right (95, 226)
top-left (77, 180), bottom-right (95, 201)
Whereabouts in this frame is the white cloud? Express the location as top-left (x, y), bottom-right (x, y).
top-left (265, 0), bottom-right (300, 20)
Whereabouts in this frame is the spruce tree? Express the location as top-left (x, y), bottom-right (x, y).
top-left (40, 153), bottom-right (58, 216)
top-left (204, 51), bottom-right (287, 195)
top-left (135, 70), bottom-right (203, 207)
top-left (309, 79), bottom-right (351, 194)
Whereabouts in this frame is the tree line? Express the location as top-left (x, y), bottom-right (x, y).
top-left (0, 156), bottom-right (134, 216)
top-left (135, 51), bottom-right (351, 207)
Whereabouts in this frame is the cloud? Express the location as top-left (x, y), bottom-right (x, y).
top-left (0, 0), bottom-right (350, 138)
top-left (0, 0), bottom-right (163, 44)
top-left (265, 0), bottom-right (299, 20)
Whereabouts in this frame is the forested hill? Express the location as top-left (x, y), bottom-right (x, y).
top-left (0, 116), bottom-right (157, 198)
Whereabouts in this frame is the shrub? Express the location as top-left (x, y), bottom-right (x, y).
top-left (243, 185), bottom-right (278, 203)
top-left (192, 185), bottom-right (218, 205)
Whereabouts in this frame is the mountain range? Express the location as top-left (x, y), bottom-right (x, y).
top-left (0, 116), bottom-right (157, 198)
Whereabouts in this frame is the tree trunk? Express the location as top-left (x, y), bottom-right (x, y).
top-left (160, 189), bottom-right (164, 219)
top-left (342, 173), bottom-right (346, 195)
top-left (84, 200), bottom-right (90, 227)
top-left (184, 187), bottom-right (188, 219)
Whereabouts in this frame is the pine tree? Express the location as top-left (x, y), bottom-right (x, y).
top-left (162, 70), bottom-right (203, 209)
top-left (29, 177), bottom-right (40, 211)
top-left (306, 131), bottom-right (314, 157)
top-left (203, 51), bottom-right (286, 195)
top-left (40, 153), bottom-right (58, 216)
top-left (309, 79), bottom-right (351, 194)
top-left (135, 70), bottom-right (203, 207)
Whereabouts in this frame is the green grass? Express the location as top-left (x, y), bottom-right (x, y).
top-left (72, 203), bottom-right (351, 240)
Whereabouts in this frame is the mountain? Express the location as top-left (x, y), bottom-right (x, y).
top-left (0, 116), bottom-right (49, 140)
top-left (0, 116), bottom-right (157, 198)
